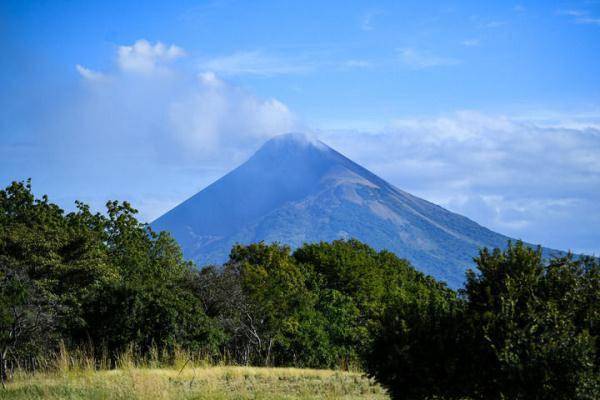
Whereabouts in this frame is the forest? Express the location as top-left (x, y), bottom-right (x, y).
top-left (1, 180), bottom-right (599, 399)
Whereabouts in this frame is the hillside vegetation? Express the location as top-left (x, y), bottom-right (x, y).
top-left (1, 180), bottom-right (599, 399)
top-left (0, 180), bottom-right (449, 371)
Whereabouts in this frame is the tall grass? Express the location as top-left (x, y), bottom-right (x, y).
top-left (1, 346), bottom-right (387, 399)
top-left (29, 343), bottom-right (217, 374)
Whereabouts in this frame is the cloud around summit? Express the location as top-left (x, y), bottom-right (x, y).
top-left (319, 111), bottom-right (600, 255)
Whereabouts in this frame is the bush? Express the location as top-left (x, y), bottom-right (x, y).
top-left (365, 242), bottom-right (600, 400)
top-left (0, 180), bottom-right (221, 380)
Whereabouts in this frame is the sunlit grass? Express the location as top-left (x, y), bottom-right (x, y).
top-left (1, 365), bottom-right (388, 399)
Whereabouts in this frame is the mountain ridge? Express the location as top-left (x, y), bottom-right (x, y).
top-left (152, 132), bottom-right (562, 288)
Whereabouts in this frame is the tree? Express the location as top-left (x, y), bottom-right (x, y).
top-left (0, 181), bottom-right (66, 381)
top-left (80, 200), bottom-right (221, 357)
top-left (198, 239), bottom-right (449, 369)
top-left (463, 242), bottom-right (600, 399)
top-left (365, 242), bottom-right (600, 399)
top-left (222, 242), bottom-right (316, 366)
top-left (0, 180), bottom-right (221, 369)
top-left (363, 281), bottom-right (468, 400)
top-left (294, 240), bottom-right (450, 363)
top-left (0, 263), bottom-right (56, 385)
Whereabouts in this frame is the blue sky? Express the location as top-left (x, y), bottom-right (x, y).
top-left (1, 0), bottom-right (599, 255)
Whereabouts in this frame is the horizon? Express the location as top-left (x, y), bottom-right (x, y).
top-left (1, 0), bottom-right (599, 255)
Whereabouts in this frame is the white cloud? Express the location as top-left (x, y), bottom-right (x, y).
top-left (470, 15), bottom-right (508, 29)
top-left (198, 51), bottom-right (312, 76)
top-left (28, 39), bottom-right (299, 221)
top-left (360, 10), bottom-right (382, 31)
top-left (483, 20), bottom-right (507, 28)
top-left (576, 17), bottom-right (600, 25)
top-left (117, 39), bottom-right (186, 74)
top-left (28, 39), bottom-right (600, 255)
top-left (198, 71), bottom-right (223, 87)
top-left (168, 77), bottom-right (297, 156)
top-left (75, 64), bottom-right (106, 81)
top-left (461, 38), bottom-right (480, 47)
top-left (559, 10), bottom-right (587, 17)
top-left (69, 40), bottom-right (297, 160)
top-left (318, 111), bottom-right (600, 254)
top-left (342, 59), bottom-right (373, 68)
top-left (398, 48), bottom-right (460, 69)
top-left (558, 9), bottom-right (600, 25)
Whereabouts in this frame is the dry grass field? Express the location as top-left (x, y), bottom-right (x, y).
top-left (0, 365), bottom-right (389, 400)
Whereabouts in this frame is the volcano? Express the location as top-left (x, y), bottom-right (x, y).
top-left (152, 133), bottom-right (561, 288)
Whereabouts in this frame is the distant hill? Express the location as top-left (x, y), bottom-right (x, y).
top-left (152, 133), bottom-right (563, 288)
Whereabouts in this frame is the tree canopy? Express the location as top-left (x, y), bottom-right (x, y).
top-left (365, 242), bottom-right (600, 399)
top-left (1, 180), bottom-right (598, 398)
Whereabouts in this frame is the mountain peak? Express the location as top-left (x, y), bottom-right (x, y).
top-left (268, 132), bottom-right (319, 145)
top-left (260, 132), bottom-right (328, 153)
top-left (152, 134), bottom-right (563, 288)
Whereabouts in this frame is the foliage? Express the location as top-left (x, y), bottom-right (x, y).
top-left (0, 180), bottom-right (449, 375)
top-left (365, 286), bottom-right (469, 400)
top-left (2, 180), bottom-right (598, 399)
top-left (0, 180), bottom-right (218, 381)
top-left (294, 240), bottom-right (450, 365)
top-left (366, 241), bottom-right (600, 399)
top-left (463, 243), bottom-right (600, 399)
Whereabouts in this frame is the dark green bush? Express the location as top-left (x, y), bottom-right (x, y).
top-left (365, 242), bottom-right (600, 399)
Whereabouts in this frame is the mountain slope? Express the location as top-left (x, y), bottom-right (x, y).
top-left (152, 133), bottom-right (561, 288)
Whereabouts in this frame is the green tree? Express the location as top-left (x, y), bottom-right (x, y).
top-left (0, 181), bottom-right (221, 369)
top-left (80, 200), bottom-right (221, 356)
top-left (364, 281), bottom-right (468, 400)
top-left (294, 239), bottom-right (450, 362)
top-left (366, 242), bottom-right (600, 399)
top-left (224, 242), bottom-right (316, 366)
top-left (0, 262), bottom-right (56, 385)
top-left (464, 242), bottom-right (600, 399)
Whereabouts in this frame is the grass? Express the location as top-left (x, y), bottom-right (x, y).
top-left (0, 365), bottom-right (389, 399)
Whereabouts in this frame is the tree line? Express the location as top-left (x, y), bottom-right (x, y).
top-left (1, 180), bottom-right (598, 399)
